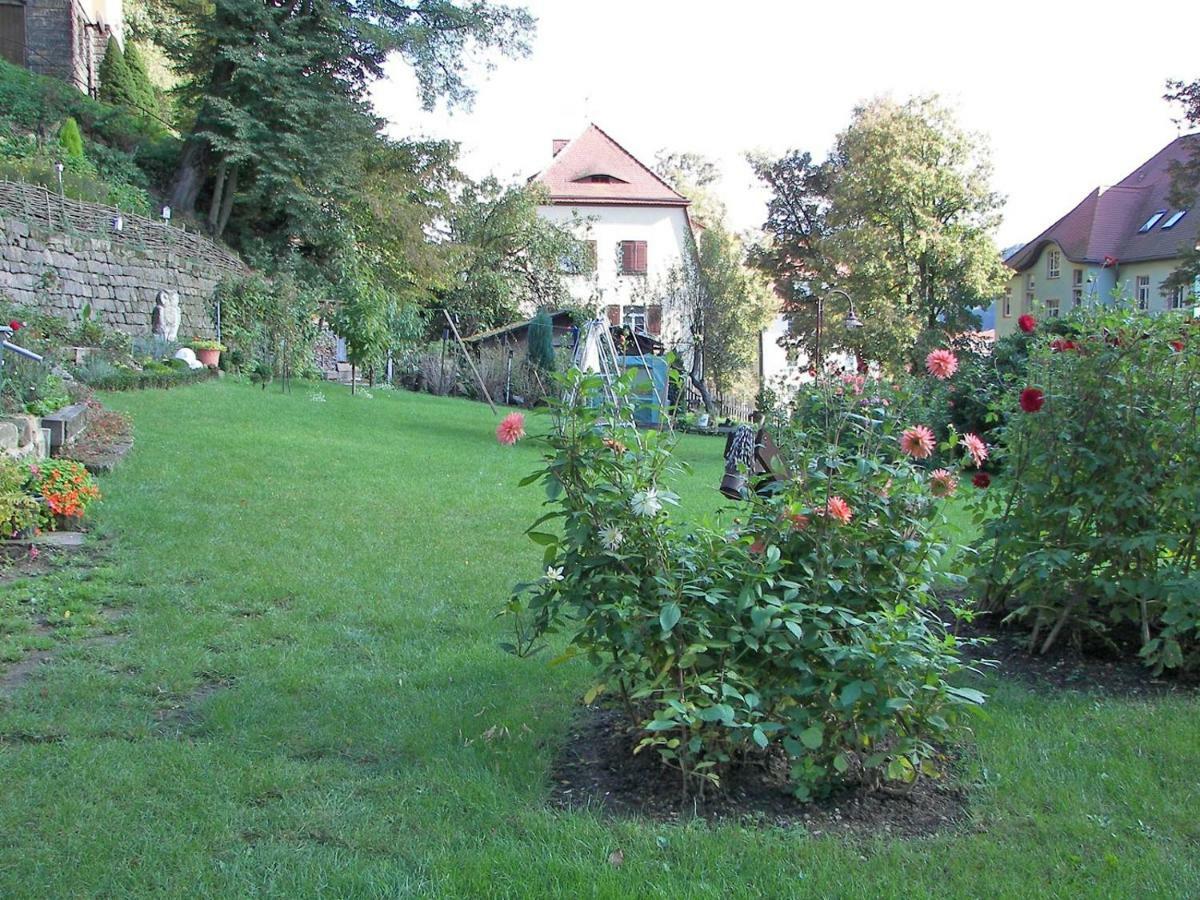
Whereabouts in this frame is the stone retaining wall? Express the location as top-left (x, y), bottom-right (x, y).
top-left (0, 215), bottom-right (219, 340)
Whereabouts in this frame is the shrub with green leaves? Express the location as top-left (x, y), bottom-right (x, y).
top-left (976, 304), bottom-right (1200, 673)
top-left (505, 368), bottom-right (984, 800)
top-left (58, 116), bottom-right (85, 163)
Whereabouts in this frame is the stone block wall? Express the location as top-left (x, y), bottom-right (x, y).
top-left (0, 215), bottom-right (219, 340)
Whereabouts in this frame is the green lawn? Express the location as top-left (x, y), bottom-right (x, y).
top-left (1, 380), bottom-right (1198, 898)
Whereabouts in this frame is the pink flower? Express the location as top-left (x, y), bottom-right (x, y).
top-left (1019, 388), bottom-right (1045, 413)
top-left (1018, 314), bottom-right (1036, 333)
top-left (28, 546), bottom-right (39, 560)
top-left (899, 425), bottom-right (936, 460)
top-left (824, 496), bottom-right (853, 525)
top-left (496, 412), bottom-right (526, 445)
top-left (962, 433), bottom-right (988, 469)
top-left (924, 349), bottom-right (958, 380)
top-left (749, 538), bottom-right (766, 555)
top-left (929, 468), bottom-right (958, 498)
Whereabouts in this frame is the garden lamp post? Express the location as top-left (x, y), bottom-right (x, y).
top-left (54, 162), bottom-right (64, 195)
top-left (812, 288), bottom-right (863, 375)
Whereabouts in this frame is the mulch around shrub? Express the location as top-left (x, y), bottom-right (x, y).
top-left (548, 705), bottom-right (972, 837)
top-left (955, 612), bottom-right (1199, 697)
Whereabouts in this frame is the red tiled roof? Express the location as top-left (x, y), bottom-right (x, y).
top-left (1007, 134), bottom-right (1200, 272)
top-left (530, 123), bottom-right (689, 207)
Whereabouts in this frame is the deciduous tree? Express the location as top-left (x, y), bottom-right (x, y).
top-left (752, 96), bottom-right (1007, 371)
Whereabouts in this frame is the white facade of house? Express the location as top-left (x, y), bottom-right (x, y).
top-left (535, 202), bottom-right (695, 345)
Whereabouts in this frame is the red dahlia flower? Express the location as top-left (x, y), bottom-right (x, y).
top-left (972, 472), bottom-right (991, 489)
top-left (1019, 388), bottom-right (1045, 413)
top-left (1018, 314), bottom-right (1036, 333)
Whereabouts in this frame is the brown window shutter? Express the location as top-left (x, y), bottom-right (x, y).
top-left (620, 241), bottom-right (634, 274)
top-left (635, 241), bottom-right (647, 274)
top-left (646, 304), bottom-right (662, 335)
top-left (606, 304), bottom-right (620, 326)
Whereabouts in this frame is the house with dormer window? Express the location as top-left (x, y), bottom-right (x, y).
top-left (999, 134), bottom-right (1200, 336)
top-left (530, 123), bottom-right (697, 348)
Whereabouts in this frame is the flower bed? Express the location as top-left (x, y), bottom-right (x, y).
top-left (505, 367), bottom-right (986, 802)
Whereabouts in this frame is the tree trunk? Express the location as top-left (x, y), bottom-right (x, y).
top-left (206, 159), bottom-right (227, 233)
top-left (168, 138), bottom-right (210, 215)
top-left (215, 164), bottom-right (238, 237)
top-left (688, 370), bottom-right (716, 417)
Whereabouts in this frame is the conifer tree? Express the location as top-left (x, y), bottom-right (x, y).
top-left (122, 41), bottom-right (160, 118)
top-left (97, 39), bottom-right (135, 109)
top-left (57, 117), bottom-right (86, 164)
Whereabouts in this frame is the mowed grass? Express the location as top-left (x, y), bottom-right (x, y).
top-left (0, 380), bottom-right (1197, 898)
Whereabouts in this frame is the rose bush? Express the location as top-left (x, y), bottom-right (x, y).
top-left (505, 368), bottom-right (984, 800)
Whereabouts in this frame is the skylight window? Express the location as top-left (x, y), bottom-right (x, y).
top-left (1138, 210), bottom-right (1166, 233)
top-left (1162, 210), bottom-right (1187, 230)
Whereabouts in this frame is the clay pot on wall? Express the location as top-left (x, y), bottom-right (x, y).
top-left (195, 348), bottom-right (221, 368)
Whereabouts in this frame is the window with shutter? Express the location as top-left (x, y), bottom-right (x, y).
top-left (646, 304), bottom-right (662, 335)
top-left (606, 304), bottom-right (621, 326)
top-left (620, 240), bottom-right (648, 275)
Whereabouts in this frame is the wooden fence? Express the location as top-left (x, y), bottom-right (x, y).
top-left (0, 180), bottom-right (248, 279)
top-left (683, 381), bottom-right (755, 422)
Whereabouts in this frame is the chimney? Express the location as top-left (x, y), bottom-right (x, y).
top-left (552, 139), bottom-right (569, 157)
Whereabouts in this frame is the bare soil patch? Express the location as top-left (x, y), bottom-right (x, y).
top-left (958, 615), bottom-right (1198, 697)
top-left (549, 705), bottom-right (971, 838)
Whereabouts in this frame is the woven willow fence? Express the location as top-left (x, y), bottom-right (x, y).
top-left (0, 180), bottom-right (248, 279)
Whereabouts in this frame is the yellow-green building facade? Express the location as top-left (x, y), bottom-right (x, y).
top-left (999, 136), bottom-right (1200, 337)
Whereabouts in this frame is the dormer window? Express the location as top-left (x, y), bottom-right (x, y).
top-left (572, 173), bottom-right (628, 184)
top-left (1138, 211), bottom-right (1166, 233)
top-left (1162, 210), bottom-right (1187, 230)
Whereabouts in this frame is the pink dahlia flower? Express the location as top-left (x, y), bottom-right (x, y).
top-left (925, 349), bottom-right (958, 380)
top-left (929, 468), bottom-right (959, 498)
top-left (496, 412), bottom-right (526, 445)
top-left (824, 496), bottom-right (853, 524)
top-left (962, 433), bottom-right (988, 469)
top-left (899, 425), bottom-right (936, 460)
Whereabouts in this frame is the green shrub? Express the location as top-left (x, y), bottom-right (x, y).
top-left (0, 456), bottom-right (40, 537)
top-left (97, 40), bottom-right (135, 110)
top-left (81, 365), bottom-right (215, 391)
top-left (976, 304), bottom-right (1200, 673)
top-left (505, 368), bottom-right (984, 800)
top-left (527, 309), bottom-right (554, 371)
top-left (58, 116), bottom-right (85, 163)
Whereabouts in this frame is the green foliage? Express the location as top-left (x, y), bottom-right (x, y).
top-left (0, 456), bottom-right (40, 537)
top-left (78, 364), bottom-right (215, 391)
top-left (212, 271), bottom-right (318, 379)
top-left (751, 95), bottom-right (1007, 372)
top-left (526, 310), bottom-right (554, 371)
top-left (21, 374), bottom-right (70, 417)
top-left (976, 305), bottom-right (1200, 672)
top-left (57, 117), bottom-right (85, 163)
top-left (98, 40), bottom-right (134, 109)
top-left (506, 369), bottom-right (983, 800)
top-left (445, 179), bottom-right (585, 335)
top-left (121, 42), bottom-right (161, 120)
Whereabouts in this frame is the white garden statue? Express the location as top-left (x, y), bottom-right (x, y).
top-left (151, 290), bottom-right (181, 342)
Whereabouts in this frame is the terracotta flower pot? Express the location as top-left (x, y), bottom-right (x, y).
top-left (195, 348), bottom-right (221, 368)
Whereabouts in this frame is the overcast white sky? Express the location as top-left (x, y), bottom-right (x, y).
top-left (371, 0), bottom-right (1200, 249)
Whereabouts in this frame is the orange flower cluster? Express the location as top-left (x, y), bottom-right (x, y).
top-left (35, 462), bottom-right (101, 520)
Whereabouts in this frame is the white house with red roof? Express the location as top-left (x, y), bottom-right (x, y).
top-left (530, 123), bottom-right (698, 349)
